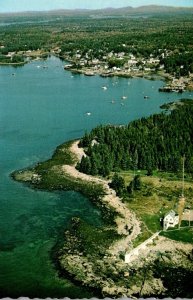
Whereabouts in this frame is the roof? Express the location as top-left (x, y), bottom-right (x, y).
top-left (165, 210), bottom-right (176, 218)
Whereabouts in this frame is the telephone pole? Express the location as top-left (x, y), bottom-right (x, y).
top-left (178, 155), bottom-right (186, 229)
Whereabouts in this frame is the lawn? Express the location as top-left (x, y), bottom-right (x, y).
top-left (160, 227), bottom-right (193, 243)
top-left (118, 170), bottom-right (193, 244)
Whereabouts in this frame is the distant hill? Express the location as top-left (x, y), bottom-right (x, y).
top-left (1, 5), bottom-right (193, 18)
top-left (89, 5), bottom-right (193, 15)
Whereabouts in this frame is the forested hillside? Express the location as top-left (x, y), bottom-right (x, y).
top-left (77, 100), bottom-right (193, 176)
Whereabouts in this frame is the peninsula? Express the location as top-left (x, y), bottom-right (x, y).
top-left (12, 99), bottom-right (193, 298)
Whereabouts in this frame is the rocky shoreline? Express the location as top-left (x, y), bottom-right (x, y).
top-left (55, 141), bottom-right (193, 298)
top-left (57, 231), bottom-right (193, 297)
top-left (12, 140), bottom-right (193, 298)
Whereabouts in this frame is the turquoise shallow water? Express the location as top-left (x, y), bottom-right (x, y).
top-left (0, 56), bottom-right (192, 298)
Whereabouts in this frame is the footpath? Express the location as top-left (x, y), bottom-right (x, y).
top-left (125, 231), bottom-right (161, 263)
top-left (62, 140), bottom-right (141, 256)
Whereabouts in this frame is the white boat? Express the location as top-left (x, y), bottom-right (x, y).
top-left (121, 88), bottom-right (127, 99)
top-left (85, 71), bottom-right (95, 76)
top-left (102, 86), bottom-right (107, 90)
top-left (86, 112), bottom-right (91, 116)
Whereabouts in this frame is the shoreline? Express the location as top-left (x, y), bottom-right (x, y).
top-left (1, 51), bottom-right (193, 91)
top-left (63, 140), bottom-right (141, 242)
top-left (56, 141), bottom-right (193, 297)
top-left (0, 61), bottom-right (26, 66)
top-left (11, 138), bottom-right (193, 297)
top-left (63, 61), bottom-right (193, 92)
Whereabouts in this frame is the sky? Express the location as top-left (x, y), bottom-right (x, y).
top-left (0, 0), bottom-right (193, 13)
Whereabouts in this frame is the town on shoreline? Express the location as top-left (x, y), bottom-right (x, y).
top-left (2, 47), bottom-right (193, 92)
top-left (1, 9), bottom-right (193, 93)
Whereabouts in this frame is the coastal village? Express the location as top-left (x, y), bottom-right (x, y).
top-left (62, 48), bottom-right (193, 92)
top-left (1, 46), bottom-right (193, 92)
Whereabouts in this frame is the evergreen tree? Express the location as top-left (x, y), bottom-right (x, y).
top-left (127, 175), bottom-right (142, 195)
top-left (133, 175), bottom-right (142, 190)
top-left (77, 156), bottom-right (91, 174)
top-left (109, 173), bottom-right (125, 196)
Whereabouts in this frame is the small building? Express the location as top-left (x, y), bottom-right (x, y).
top-left (163, 210), bottom-right (179, 231)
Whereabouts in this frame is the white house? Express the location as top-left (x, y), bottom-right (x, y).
top-left (163, 210), bottom-right (179, 231)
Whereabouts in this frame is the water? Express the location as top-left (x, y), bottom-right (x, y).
top-left (0, 19), bottom-right (59, 27)
top-left (0, 56), bottom-right (192, 298)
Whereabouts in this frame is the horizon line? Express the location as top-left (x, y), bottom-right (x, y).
top-left (0, 4), bottom-right (193, 14)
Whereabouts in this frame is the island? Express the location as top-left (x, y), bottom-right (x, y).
top-left (12, 99), bottom-right (193, 298)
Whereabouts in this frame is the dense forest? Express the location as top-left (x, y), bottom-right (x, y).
top-left (77, 100), bottom-right (193, 177)
top-left (161, 52), bottom-right (193, 77)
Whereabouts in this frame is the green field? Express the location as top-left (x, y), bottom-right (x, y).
top-left (119, 170), bottom-right (193, 244)
top-left (160, 227), bottom-right (193, 243)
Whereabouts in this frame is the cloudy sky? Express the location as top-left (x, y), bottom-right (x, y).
top-left (0, 0), bottom-right (193, 13)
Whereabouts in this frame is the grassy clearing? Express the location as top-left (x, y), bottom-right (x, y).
top-left (132, 222), bottom-right (152, 247)
top-left (160, 227), bottom-right (193, 243)
top-left (141, 214), bottom-right (162, 232)
top-left (35, 140), bottom-right (77, 173)
top-left (121, 172), bottom-right (177, 217)
top-left (119, 170), bottom-right (193, 243)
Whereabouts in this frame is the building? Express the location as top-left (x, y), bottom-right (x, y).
top-left (163, 210), bottom-right (179, 231)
